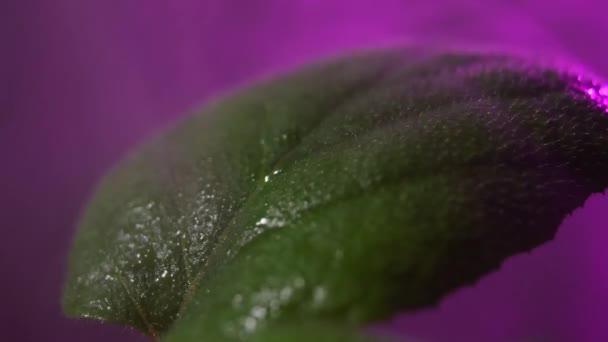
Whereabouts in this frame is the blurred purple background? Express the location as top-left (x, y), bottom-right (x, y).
top-left (2, 1), bottom-right (608, 341)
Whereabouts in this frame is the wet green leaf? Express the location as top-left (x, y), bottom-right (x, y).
top-left (63, 48), bottom-right (608, 341)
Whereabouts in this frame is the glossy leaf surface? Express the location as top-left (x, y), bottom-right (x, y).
top-left (63, 48), bottom-right (608, 341)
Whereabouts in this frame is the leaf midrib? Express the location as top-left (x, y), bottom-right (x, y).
top-left (172, 63), bottom-right (398, 322)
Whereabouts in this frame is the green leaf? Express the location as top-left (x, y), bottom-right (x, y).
top-left (63, 48), bottom-right (608, 341)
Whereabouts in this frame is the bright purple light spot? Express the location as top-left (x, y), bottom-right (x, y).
top-left (571, 73), bottom-right (608, 113)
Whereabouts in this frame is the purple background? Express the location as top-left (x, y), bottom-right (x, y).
top-left (2, 1), bottom-right (608, 341)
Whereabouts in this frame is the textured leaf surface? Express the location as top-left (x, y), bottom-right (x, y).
top-left (63, 48), bottom-right (608, 341)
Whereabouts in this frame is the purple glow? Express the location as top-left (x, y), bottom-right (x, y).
top-left (571, 73), bottom-right (608, 112)
top-left (5, 1), bottom-right (608, 342)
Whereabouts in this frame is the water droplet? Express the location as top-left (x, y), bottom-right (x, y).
top-left (279, 287), bottom-right (292, 301)
top-left (313, 286), bottom-right (327, 306)
top-left (243, 317), bottom-right (257, 332)
top-left (334, 249), bottom-right (344, 260)
top-left (256, 217), bottom-right (269, 226)
top-left (232, 294), bottom-right (243, 308)
top-left (251, 306), bottom-right (267, 319)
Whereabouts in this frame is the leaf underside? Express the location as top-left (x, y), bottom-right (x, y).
top-left (63, 47), bottom-right (608, 341)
